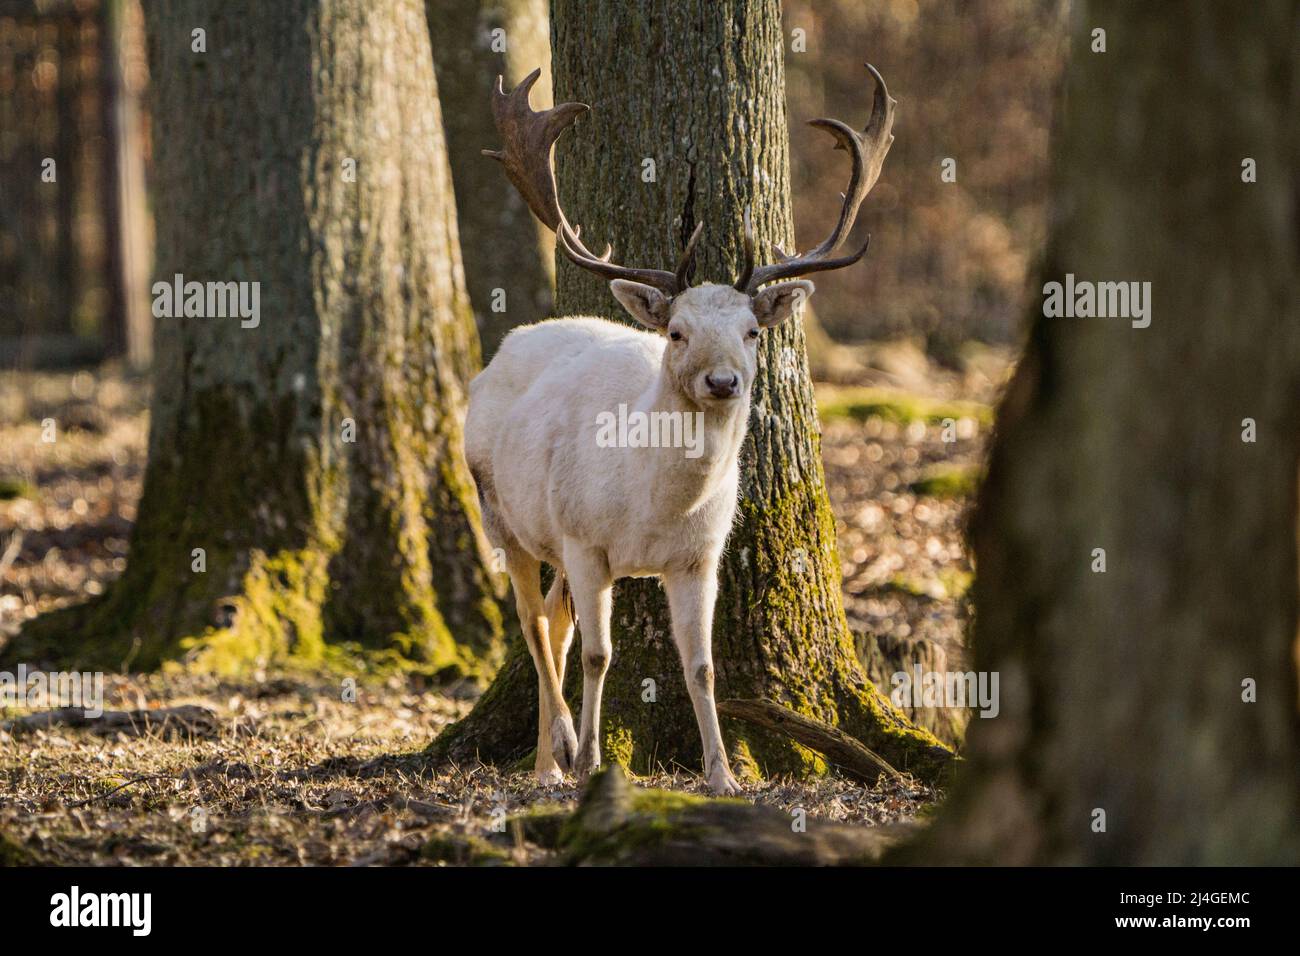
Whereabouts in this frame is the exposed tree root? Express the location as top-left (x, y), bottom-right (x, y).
top-left (718, 698), bottom-right (903, 783)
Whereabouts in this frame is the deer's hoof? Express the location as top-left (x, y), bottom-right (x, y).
top-left (708, 768), bottom-right (741, 796)
top-left (550, 714), bottom-right (578, 772)
top-left (535, 766), bottom-right (564, 787)
top-left (574, 746), bottom-right (600, 784)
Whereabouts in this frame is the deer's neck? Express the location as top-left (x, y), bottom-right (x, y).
top-left (637, 366), bottom-right (749, 514)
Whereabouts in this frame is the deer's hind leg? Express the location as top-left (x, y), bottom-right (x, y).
top-left (473, 470), bottom-right (575, 784)
top-left (502, 547), bottom-right (577, 785)
top-left (523, 572), bottom-right (577, 783)
top-left (545, 572), bottom-right (576, 699)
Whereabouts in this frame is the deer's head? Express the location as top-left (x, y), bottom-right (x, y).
top-left (483, 65), bottom-right (896, 407)
top-left (604, 280), bottom-right (804, 404)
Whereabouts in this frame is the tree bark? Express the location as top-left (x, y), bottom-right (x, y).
top-left (427, 0), bottom-right (554, 359)
top-left (6, 0), bottom-right (506, 677)
top-left (432, 0), bottom-right (951, 784)
top-left (907, 0), bottom-right (1300, 864)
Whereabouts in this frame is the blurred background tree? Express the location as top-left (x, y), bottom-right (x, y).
top-left (0, 0), bottom-right (151, 368)
top-left (427, 0), bottom-right (555, 359)
top-left (907, 0), bottom-right (1300, 864)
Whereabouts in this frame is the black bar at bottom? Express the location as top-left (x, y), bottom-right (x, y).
top-left (0, 865), bottom-right (1280, 942)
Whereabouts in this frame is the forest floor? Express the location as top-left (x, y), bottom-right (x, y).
top-left (0, 341), bottom-right (1009, 865)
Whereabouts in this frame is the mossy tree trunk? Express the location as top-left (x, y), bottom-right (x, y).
top-left (427, 0), bottom-right (554, 359)
top-left (433, 0), bottom-right (950, 783)
top-left (6, 0), bottom-right (505, 677)
top-left (908, 0), bottom-right (1300, 863)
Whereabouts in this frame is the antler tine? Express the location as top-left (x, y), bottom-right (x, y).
top-left (556, 221), bottom-right (704, 294)
top-left (742, 63), bottom-right (896, 293)
top-left (674, 222), bottom-right (705, 291)
top-left (484, 69), bottom-right (687, 296)
top-left (734, 208), bottom-right (755, 292)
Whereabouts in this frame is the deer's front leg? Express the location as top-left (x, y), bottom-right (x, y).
top-left (563, 541), bottom-right (613, 782)
top-left (662, 567), bottom-right (740, 795)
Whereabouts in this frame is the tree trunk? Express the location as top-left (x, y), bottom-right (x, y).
top-left (427, 0), bottom-right (554, 359)
top-left (432, 0), bottom-right (951, 784)
top-left (6, 0), bottom-right (506, 678)
top-left (908, 0), bottom-right (1300, 864)
top-left (53, 12), bottom-right (79, 338)
top-left (99, 0), bottom-right (153, 370)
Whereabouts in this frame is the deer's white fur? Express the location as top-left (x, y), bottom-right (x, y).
top-left (465, 278), bottom-right (812, 794)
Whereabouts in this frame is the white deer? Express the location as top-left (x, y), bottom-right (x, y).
top-left (466, 65), bottom-right (895, 793)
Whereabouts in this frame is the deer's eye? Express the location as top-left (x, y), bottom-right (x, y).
top-left (669, 330), bottom-right (683, 342)
top-left (747, 328), bottom-right (760, 339)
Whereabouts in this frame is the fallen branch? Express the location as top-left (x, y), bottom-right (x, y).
top-left (66, 774), bottom-right (166, 809)
top-left (3, 704), bottom-right (222, 738)
top-left (718, 697), bottom-right (904, 783)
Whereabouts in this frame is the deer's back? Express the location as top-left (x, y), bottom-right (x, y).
top-left (464, 315), bottom-right (661, 488)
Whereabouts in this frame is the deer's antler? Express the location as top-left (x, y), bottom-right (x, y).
top-left (483, 68), bottom-right (699, 297)
top-left (735, 63), bottom-right (896, 293)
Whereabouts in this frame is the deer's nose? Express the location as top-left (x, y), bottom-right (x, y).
top-left (705, 372), bottom-right (740, 398)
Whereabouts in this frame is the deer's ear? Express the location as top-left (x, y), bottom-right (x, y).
top-left (610, 280), bottom-right (672, 331)
top-left (752, 280), bottom-right (814, 327)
